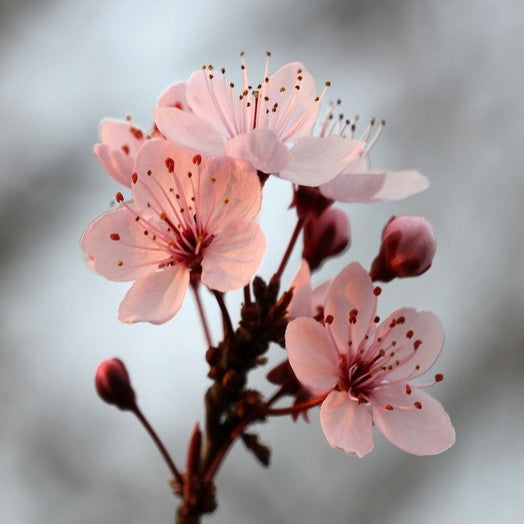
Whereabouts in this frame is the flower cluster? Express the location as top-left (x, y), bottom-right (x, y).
top-left (82, 53), bottom-right (454, 522)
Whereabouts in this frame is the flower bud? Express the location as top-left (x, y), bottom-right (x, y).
top-left (302, 207), bottom-right (350, 271)
top-left (370, 215), bottom-right (436, 282)
top-left (291, 185), bottom-right (333, 219)
top-left (95, 358), bottom-right (136, 410)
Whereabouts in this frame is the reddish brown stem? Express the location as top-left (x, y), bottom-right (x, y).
top-left (263, 392), bottom-right (329, 416)
top-left (191, 284), bottom-right (213, 348)
top-left (272, 217), bottom-right (305, 282)
top-left (132, 406), bottom-right (184, 487)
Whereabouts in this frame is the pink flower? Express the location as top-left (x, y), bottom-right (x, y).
top-left (94, 84), bottom-right (190, 187)
top-left (285, 262), bottom-right (454, 457)
top-left (318, 117), bottom-right (429, 203)
top-left (154, 53), bottom-right (364, 186)
top-left (370, 215), bottom-right (437, 282)
top-left (81, 139), bottom-right (266, 324)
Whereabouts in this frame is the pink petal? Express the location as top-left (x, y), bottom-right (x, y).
top-left (280, 137), bottom-right (365, 186)
top-left (156, 82), bottom-right (189, 110)
top-left (198, 155), bottom-right (262, 228)
top-left (118, 266), bottom-right (190, 324)
top-left (375, 309), bottom-right (444, 382)
top-left (369, 169), bottom-right (429, 201)
top-left (285, 318), bottom-right (340, 391)
top-left (320, 390), bottom-right (374, 457)
top-left (323, 262), bottom-right (376, 359)
top-left (94, 119), bottom-right (146, 186)
top-left (99, 118), bottom-right (145, 156)
top-left (311, 280), bottom-right (331, 310)
top-left (319, 171), bottom-right (387, 203)
top-left (93, 144), bottom-right (133, 187)
top-left (371, 386), bottom-right (455, 455)
top-left (186, 69), bottom-right (240, 139)
top-left (201, 220), bottom-right (266, 292)
top-left (266, 61), bottom-right (319, 141)
top-left (287, 259), bottom-right (313, 319)
top-left (224, 128), bottom-right (291, 174)
top-left (154, 107), bottom-right (226, 156)
top-left (80, 207), bottom-right (168, 282)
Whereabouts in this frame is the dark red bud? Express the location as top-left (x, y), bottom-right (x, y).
top-left (95, 358), bottom-right (136, 410)
top-left (370, 215), bottom-right (437, 282)
top-left (291, 185), bottom-right (333, 218)
top-left (302, 207), bottom-right (350, 271)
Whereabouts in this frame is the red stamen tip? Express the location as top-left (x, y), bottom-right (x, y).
top-left (325, 314), bottom-right (334, 325)
top-left (192, 154), bottom-right (202, 165)
top-left (131, 172), bottom-right (138, 184)
top-left (165, 157), bottom-right (175, 173)
top-left (109, 233), bottom-right (120, 241)
top-left (385, 404), bottom-right (394, 411)
top-left (115, 192), bottom-right (124, 203)
top-left (414, 401), bottom-right (422, 409)
top-left (434, 373), bottom-right (444, 382)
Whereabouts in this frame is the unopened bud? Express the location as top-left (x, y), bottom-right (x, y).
top-left (302, 207), bottom-right (350, 271)
top-left (291, 185), bottom-right (333, 218)
top-left (370, 215), bottom-right (436, 282)
top-left (95, 358), bottom-right (136, 410)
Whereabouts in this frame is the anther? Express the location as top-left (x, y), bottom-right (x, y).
top-left (385, 404), bottom-right (394, 411)
top-left (115, 192), bottom-right (124, 203)
top-left (131, 172), bottom-right (138, 184)
top-left (325, 314), bottom-right (334, 325)
top-left (109, 233), bottom-right (120, 241)
top-left (165, 158), bottom-right (174, 173)
top-left (374, 286), bottom-right (382, 296)
top-left (121, 145), bottom-right (130, 155)
top-left (192, 154), bottom-right (202, 165)
top-left (414, 401), bottom-right (422, 409)
top-left (434, 373), bottom-right (444, 382)
top-left (406, 330), bottom-right (414, 339)
top-left (405, 384), bottom-right (412, 395)
top-left (414, 340), bottom-right (422, 350)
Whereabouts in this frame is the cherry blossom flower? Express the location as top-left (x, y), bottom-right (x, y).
top-left (318, 114), bottom-right (429, 203)
top-left (94, 84), bottom-right (189, 187)
top-left (82, 139), bottom-right (266, 324)
top-left (154, 53), bottom-right (364, 186)
top-left (285, 262), bottom-right (454, 456)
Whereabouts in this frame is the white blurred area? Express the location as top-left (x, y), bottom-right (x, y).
top-left (1, 0), bottom-right (523, 522)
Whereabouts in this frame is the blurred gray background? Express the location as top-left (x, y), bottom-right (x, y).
top-left (1, 0), bottom-right (523, 522)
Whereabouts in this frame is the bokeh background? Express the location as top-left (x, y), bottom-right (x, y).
top-left (1, 1), bottom-right (523, 522)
